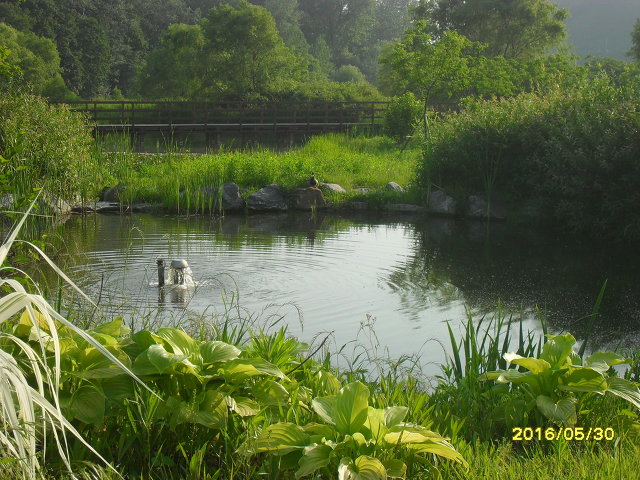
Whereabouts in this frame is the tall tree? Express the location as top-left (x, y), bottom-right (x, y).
top-left (200, 0), bottom-right (306, 99)
top-left (630, 18), bottom-right (640, 62)
top-left (379, 20), bottom-right (483, 134)
top-left (423, 0), bottom-right (568, 59)
top-left (298, 0), bottom-right (377, 78)
top-left (263, 0), bottom-right (309, 53)
top-left (136, 24), bottom-right (205, 99)
top-left (374, 0), bottom-right (415, 42)
top-left (0, 22), bottom-right (69, 97)
top-left (0, 44), bottom-right (20, 83)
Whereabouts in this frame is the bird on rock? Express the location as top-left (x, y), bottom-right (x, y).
top-left (308, 172), bottom-right (318, 188)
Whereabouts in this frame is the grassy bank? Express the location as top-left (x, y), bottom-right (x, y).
top-left (95, 133), bottom-right (421, 211)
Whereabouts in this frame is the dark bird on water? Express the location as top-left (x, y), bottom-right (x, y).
top-left (308, 172), bottom-right (318, 187)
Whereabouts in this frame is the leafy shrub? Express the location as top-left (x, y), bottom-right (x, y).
top-left (332, 65), bottom-right (367, 83)
top-left (419, 77), bottom-right (640, 239)
top-left (0, 93), bottom-right (98, 205)
top-left (383, 93), bottom-right (422, 141)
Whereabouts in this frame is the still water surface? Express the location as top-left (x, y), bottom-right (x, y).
top-left (57, 212), bottom-right (640, 377)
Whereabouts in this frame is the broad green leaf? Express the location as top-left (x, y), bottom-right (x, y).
top-left (483, 369), bottom-right (538, 386)
top-left (221, 358), bottom-right (285, 383)
top-left (382, 459), bottom-right (406, 479)
top-left (193, 390), bottom-right (227, 428)
top-left (69, 385), bottom-right (105, 425)
top-left (50, 336), bottom-right (77, 355)
top-left (408, 442), bottom-right (467, 466)
top-left (351, 432), bottom-right (368, 446)
top-left (384, 406), bottom-right (408, 427)
top-left (89, 318), bottom-right (130, 338)
top-left (338, 456), bottom-right (386, 480)
top-left (226, 395), bottom-right (261, 417)
top-left (559, 367), bottom-right (607, 393)
top-left (132, 344), bottom-right (188, 375)
top-left (76, 346), bottom-right (131, 379)
top-left (334, 381), bottom-right (370, 436)
top-left (252, 379), bottom-right (289, 406)
top-left (607, 377), bottom-right (640, 410)
top-left (503, 353), bottom-right (551, 374)
top-left (200, 340), bottom-right (241, 364)
top-left (100, 375), bottom-right (134, 402)
top-left (536, 395), bottom-right (577, 424)
top-left (317, 370), bottom-right (341, 395)
top-left (246, 358), bottom-right (286, 379)
top-left (312, 395), bottom-right (337, 425)
top-left (540, 334), bottom-right (577, 368)
top-left (161, 391), bottom-right (227, 429)
top-left (132, 330), bottom-right (166, 350)
top-left (19, 309), bottom-right (50, 332)
top-left (156, 327), bottom-right (201, 358)
top-left (88, 333), bottom-right (119, 347)
top-left (364, 407), bottom-right (385, 440)
top-left (295, 443), bottom-right (332, 478)
top-left (384, 425), bottom-right (449, 445)
top-left (302, 422), bottom-right (337, 441)
top-left (585, 352), bottom-right (629, 372)
top-left (238, 423), bottom-right (310, 456)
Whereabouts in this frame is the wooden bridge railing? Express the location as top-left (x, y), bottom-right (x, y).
top-left (54, 100), bottom-right (391, 130)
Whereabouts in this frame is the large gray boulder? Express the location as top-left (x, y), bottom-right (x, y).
top-left (247, 184), bottom-right (288, 211)
top-left (428, 190), bottom-right (457, 216)
top-left (102, 183), bottom-right (125, 202)
top-left (202, 182), bottom-right (244, 212)
top-left (319, 182), bottom-right (346, 194)
top-left (294, 187), bottom-right (326, 210)
top-left (466, 194), bottom-right (506, 220)
top-left (384, 203), bottom-right (426, 213)
top-left (386, 182), bottom-right (405, 193)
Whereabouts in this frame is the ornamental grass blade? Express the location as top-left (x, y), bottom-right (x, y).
top-left (14, 240), bottom-right (97, 308)
top-left (0, 194), bottom-right (39, 267)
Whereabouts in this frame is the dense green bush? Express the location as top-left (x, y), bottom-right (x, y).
top-left (0, 93), bottom-right (99, 205)
top-left (419, 78), bottom-right (640, 239)
top-left (383, 92), bottom-right (422, 141)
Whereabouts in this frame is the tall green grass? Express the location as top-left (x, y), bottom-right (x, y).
top-left (95, 134), bottom-right (420, 212)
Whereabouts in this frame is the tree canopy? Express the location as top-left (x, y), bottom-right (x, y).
top-left (421, 0), bottom-right (568, 59)
top-left (0, 22), bottom-right (68, 97)
top-left (630, 18), bottom-right (640, 62)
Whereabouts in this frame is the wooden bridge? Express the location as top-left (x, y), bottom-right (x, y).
top-left (56, 100), bottom-right (391, 147)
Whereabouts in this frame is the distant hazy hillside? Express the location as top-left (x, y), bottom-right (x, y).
top-left (556, 0), bottom-right (639, 60)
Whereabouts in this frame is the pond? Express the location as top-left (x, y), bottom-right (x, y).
top-left (52, 211), bottom-right (640, 378)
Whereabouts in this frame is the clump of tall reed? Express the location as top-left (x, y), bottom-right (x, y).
top-left (0, 93), bottom-right (101, 208)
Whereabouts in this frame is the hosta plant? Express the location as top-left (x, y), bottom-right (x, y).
top-left (12, 317), bottom-right (292, 431)
top-left (481, 333), bottom-right (640, 426)
top-left (239, 380), bottom-right (466, 479)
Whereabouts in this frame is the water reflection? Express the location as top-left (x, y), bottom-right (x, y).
top-left (49, 212), bottom-right (640, 371)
